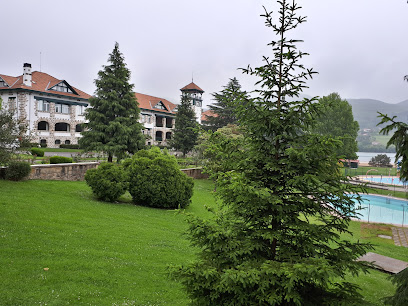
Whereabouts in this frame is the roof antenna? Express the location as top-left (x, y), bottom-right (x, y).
top-left (40, 52), bottom-right (42, 72)
top-left (192, 72), bottom-right (194, 83)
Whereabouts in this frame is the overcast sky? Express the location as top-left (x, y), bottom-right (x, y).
top-left (2, 0), bottom-right (408, 106)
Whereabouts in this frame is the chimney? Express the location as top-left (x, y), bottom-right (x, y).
top-left (23, 63), bottom-right (32, 87)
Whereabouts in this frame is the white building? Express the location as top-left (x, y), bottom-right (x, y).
top-left (0, 63), bottom-right (91, 148)
top-left (0, 64), bottom-right (204, 148)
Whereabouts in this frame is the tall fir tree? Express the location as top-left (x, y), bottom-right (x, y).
top-left (170, 94), bottom-right (199, 157)
top-left (174, 1), bottom-right (372, 304)
top-left (203, 77), bottom-right (246, 131)
top-left (80, 42), bottom-right (145, 162)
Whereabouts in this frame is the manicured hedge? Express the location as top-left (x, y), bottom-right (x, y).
top-left (31, 148), bottom-right (45, 157)
top-left (4, 161), bottom-right (31, 181)
top-left (124, 147), bottom-right (194, 209)
top-left (49, 156), bottom-right (73, 164)
top-left (59, 144), bottom-right (80, 149)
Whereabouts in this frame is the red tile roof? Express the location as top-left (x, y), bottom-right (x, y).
top-left (201, 109), bottom-right (217, 121)
top-left (0, 71), bottom-right (91, 100)
top-left (135, 92), bottom-right (177, 115)
top-left (180, 82), bottom-right (204, 93)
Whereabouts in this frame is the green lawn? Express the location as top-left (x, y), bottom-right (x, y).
top-left (0, 179), bottom-right (406, 305)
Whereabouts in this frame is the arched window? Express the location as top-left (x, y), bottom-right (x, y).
top-left (55, 122), bottom-right (70, 132)
top-left (75, 124), bottom-right (82, 132)
top-left (165, 132), bottom-right (172, 140)
top-left (37, 121), bottom-right (49, 131)
top-left (40, 139), bottom-right (47, 146)
top-left (155, 131), bottom-right (163, 142)
top-left (65, 140), bottom-right (71, 145)
top-left (55, 139), bottom-right (61, 145)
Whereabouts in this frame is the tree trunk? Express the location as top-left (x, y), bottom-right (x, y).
top-left (108, 154), bottom-right (113, 163)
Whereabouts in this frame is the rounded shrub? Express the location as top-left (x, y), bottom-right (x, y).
top-left (85, 163), bottom-right (127, 202)
top-left (31, 147), bottom-right (45, 157)
top-left (50, 156), bottom-right (73, 164)
top-left (5, 161), bottom-right (32, 181)
top-left (125, 147), bottom-right (194, 209)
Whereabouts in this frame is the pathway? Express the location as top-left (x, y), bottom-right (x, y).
top-left (392, 227), bottom-right (408, 247)
top-left (357, 252), bottom-right (408, 274)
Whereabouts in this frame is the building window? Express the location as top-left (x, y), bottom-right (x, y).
top-left (37, 100), bottom-right (50, 112)
top-left (154, 102), bottom-right (167, 110)
top-left (166, 117), bottom-right (173, 128)
top-left (55, 103), bottom-right (70, 114)
top-left (55, 122), bottom-right (70, 132)
top-left (55, 139), bottom-right (61, 145)
top-left (78, 105), bottom-right (85, 115)
top-left (40, 139), bottom-right (47, 146)
top-left (156, 116), bottom-right (164, 127)
top-left (0, 79), bottom-right (8, 87)
top-left (50, 82), bottom-right (73, 94)
top-left (65, 140), bottom-right (71, 145)
top-left (165, 132), bottom-right (172, 140)
top-left (75, 124), bottom-right (82, 132)
top-left (37, 121), bottom-right (49, 131)
top-left (155, 131), bottom-right (163, 142)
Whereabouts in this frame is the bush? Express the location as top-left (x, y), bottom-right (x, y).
top-left (85, 163), bottom-right (127, 202)
top-left (125, 147), bottom-right (194, 209)
top-left (31, 148), bottom-right (45, 157)
top-left (49, 156), bottom-right (73, 164)
top-left (369, 154), bottom-right (392, 167)
top-left (59, 144), bottom-right (80, 149)
top-left (5, 161), bottom-right (31, 181)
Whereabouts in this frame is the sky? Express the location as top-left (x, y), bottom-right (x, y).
top-left (2, 0), bottom-right (408, 107)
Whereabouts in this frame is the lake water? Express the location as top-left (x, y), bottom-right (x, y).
top-left (357, 152), bottom-right (397, 163)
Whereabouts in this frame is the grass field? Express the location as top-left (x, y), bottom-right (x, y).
top-left (0, 179), bottom-right (406, 305)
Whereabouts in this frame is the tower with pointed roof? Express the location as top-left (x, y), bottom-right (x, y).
top-left (180, 82), bottom-right (204, 124)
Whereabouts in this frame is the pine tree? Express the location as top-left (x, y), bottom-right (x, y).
top-left (79, 42), bottom-right (145, 162)
top-left (203, 77), bottom-right (246, 131)
top-left (170, 94), bottom-right (199, 157)
top-left (173, 1), bottom-right (372, 304)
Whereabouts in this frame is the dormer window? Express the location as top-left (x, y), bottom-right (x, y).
top-left (0, 77), bottom-right (9, 88)
top-left (154, 101), bottom-right (167, 111)
top-left (50, 82), bottom-right (75, 94)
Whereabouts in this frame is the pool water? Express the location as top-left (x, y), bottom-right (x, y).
top-left (354, 194), bottom-right (408, 225)
top-left (363, 177), bottom-right (407, 186)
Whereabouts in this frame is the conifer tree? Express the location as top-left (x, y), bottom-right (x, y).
top-left (80, 43), bottom-right (145, 162)
top-left (203, 77), bottom-right (246, 131)
top-left (170, 94), bottom-right (199, 157)
top-left (174, 1), bottom-right (372, 304)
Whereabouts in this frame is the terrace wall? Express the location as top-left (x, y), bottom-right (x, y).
top-left (28, 162), bottom-right (99, 181)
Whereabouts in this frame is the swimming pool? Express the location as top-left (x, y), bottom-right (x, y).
top-left (362, 177), bottom-right (407, 186)
top-left (354, 194), bottom-right (408, 225)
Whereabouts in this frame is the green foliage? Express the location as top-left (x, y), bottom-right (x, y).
top-left (174, 1), bottom-right (372, 304)
top-left (0, 101), bottom-right (29, 165)
top-left (30, 148), bottom-right (45, 157)
top-left (369, 154), bottom-right (392, 167)
top-left (170, 94), bottom-right (199, 156)
top-left (85, 163), bottom-right (127, 202)
top-left (59, 144), bottom-right (80, 149)
top-left (79, 42), bottom-right (145, 162)
top-left (49, 156), bottom-right (73, 164)
top-left (199, 124), bottom-right (245, 181)
top-left (384, 268), bottom-right (408, 306)
top-left (125, 147), bottom-right (193, 209)
top-left (4, 161), bottom-right (31, 181)
top-left (378, 113), bottom-right (408, 181)
top-left (312, 93), bottom-right (359, 159)
top-left (203, 78), bottom-right (247, 131)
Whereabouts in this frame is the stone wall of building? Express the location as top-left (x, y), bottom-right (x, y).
top-left (28, 162), bottom-right (99, 181)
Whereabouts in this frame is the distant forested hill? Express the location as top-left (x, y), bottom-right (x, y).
top-left (347, 98), bottom-right (408, 130)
